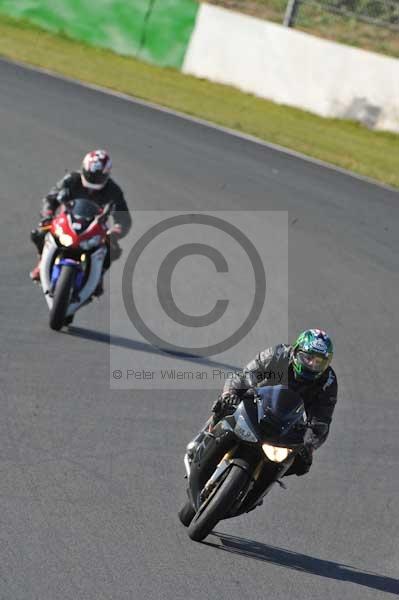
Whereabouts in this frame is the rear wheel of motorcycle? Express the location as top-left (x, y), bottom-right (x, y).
top-left (49, 266), bottom-right (74, 331)
top-left (187, 465), bottom-right (249, 542)
top-left (178, 500), bottom-right (196, 527)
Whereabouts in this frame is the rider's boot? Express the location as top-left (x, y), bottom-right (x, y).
top-left (30, 256), bottom-right (41, 282)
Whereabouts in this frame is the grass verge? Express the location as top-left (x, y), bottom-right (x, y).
top-left (0, 13), bottom-right (397, 188)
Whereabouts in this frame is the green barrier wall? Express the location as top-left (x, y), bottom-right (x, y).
top-left (0, 0), bottom-right (199, 68)
top-left (139, 0), bottom-right (199, 67)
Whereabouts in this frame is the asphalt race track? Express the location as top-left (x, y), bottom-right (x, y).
top-left (1, 58), bottom-right (398, 600)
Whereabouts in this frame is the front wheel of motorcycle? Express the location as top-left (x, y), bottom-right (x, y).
top-left (49, 265), bottom-right (74, 331)
top-left (187, 465), bottom-right (249, 542)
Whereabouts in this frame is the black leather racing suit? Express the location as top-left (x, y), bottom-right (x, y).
top-left (218, 344), bottom-right (338, 475)
top-left (32, 171), bottom-right (132, 269)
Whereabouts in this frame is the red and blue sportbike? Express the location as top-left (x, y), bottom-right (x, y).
top-left (39, 198), bottom-right (111, 330)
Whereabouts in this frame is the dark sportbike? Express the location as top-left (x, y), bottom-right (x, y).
top-left (179, 385), bottom-right (313, 541)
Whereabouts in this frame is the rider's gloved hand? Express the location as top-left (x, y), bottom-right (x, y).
top-left (304, 427), bottom-right (315, 449)
top-left (39, 210), bottom-right (54, 226)
top-left (304, 421), bottom-right (329, 450)
top-left (212, 392), bottom-right (239, 416)
top-left (110, 223), bottom-right (123, 240)
top-left (311, 421), bottom-right (329, 449)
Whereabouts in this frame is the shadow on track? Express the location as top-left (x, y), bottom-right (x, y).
top-left (66, 326), bottom-right (239, 371)
top-left (205, 533), bottom-right (399, 596)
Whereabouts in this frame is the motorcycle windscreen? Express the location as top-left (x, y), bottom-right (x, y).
top-left (70, 198), bottom-right (101, 222)
top-left (256, 385), bottom-right (305, 441)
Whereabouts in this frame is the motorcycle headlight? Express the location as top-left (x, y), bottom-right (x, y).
top-left (58, 233), bottom-right (73, 247)
top-left (262, 444), bottom-right (292, 463)
top-left (80, 235), bottom-right (101, 250)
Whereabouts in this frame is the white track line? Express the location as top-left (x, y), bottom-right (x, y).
top-left (2, 56), bottom-right (397, 193)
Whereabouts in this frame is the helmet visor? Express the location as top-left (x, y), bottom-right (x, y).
top-left (296, 350), bottom-right (330, 373)
top-left (82, 169), bottom-right (109, 186)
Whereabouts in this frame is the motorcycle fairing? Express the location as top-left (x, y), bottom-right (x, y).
top-left (40, 233), bottom-right (106, 315)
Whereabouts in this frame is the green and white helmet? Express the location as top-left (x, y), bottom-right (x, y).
top-left (291, 329), bottom-right (333, 381)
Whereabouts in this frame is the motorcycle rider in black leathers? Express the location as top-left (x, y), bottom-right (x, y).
top-left (187, 329), bottom-right (337, 476)
top-left (30, 149), bottom-right (132, 292)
